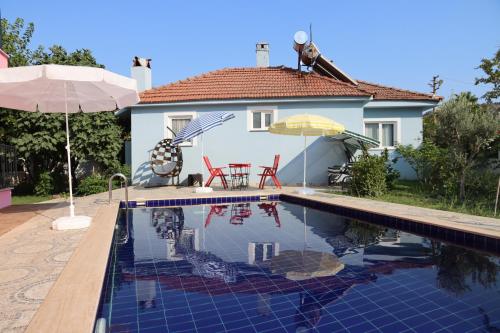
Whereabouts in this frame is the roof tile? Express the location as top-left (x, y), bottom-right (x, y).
top-left (139, 66), bottom-right (440, 104)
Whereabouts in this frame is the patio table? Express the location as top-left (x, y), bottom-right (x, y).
top-left (229, 163), bottom-right (251, 190)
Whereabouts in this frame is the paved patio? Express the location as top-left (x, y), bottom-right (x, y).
top-left (0, 185), bottom-right (498, 332)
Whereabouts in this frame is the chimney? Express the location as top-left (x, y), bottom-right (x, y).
top-left (256, 42), bottom-right (269, 67)
top-left (131, 56), bottom-right (152, 92)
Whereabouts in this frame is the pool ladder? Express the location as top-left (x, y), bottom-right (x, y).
top-left (108, 173), bottom-right (129, 209)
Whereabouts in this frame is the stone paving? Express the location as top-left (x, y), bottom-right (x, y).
top-left (0, 185), bottom-right (498, 332)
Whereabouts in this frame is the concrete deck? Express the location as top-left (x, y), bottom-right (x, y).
top-left (0, 185), bottom-right (498, 332)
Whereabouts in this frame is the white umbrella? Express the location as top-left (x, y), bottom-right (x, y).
top-left (0, 64), bottom-right (139, 230)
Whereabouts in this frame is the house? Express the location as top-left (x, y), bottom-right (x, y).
top-left (126, 42), bottom-right (440, 187)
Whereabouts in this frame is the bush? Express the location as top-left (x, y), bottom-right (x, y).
top-left (34, 171), bottom-right (54, 196)
top-left (76, 174), bottom-right (107, 196)
top-left (350, 152), bottom-right (388, 197)
top-left (385, 153), bottom-right (400, 190)
top-left (107, 164), bottom-right (131, 183)
top-left (464, 170), bottom-right (498, 202)
top-left (13, 180), bottom-right (35, 195)
top-left (396, 142), bottom-right (458, 197)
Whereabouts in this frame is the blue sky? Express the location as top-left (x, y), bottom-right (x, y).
top-left (2, 0), bottom-right (499, 100)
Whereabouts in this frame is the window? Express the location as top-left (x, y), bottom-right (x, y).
top-left (248, 109), bottom-right (276, 131)
top-left (171, 118), bottom-right (191, 136)
top-left (164, 112), bottom-right (197, 146)
top-left (364, 119), bottom-right (400, 148)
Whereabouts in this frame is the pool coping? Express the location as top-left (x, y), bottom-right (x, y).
top-left (282, 193), bottom-right (500, 254)
top-left (23, 190), bottom-right (500, 333)
top-left (25, 203), bottom-right (119, 333)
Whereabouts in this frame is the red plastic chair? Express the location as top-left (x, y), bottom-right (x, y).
top-left (258, 155), bottom-right (282, 189)
top-left (203, 156), bottom-right (229, 189)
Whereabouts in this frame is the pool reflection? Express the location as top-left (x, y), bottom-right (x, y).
top-left (102, 202), bottom-right (499, 333)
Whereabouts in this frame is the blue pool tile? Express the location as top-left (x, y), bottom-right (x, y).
top-left (347, 321), bottom-right (377, 332)
top-left (413, 321), bottom-right (444, 333)
top-left (379, 321), bottom-right (411, 333)
top-left (370, 314), bottom-right (399, 327)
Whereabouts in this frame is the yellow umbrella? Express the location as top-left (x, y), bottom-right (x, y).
top-left (269, 114), bottom-right (345, 194)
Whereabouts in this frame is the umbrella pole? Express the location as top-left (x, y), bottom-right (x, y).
top-left (303, 135), bottom-right (307, 191)
top-left (201, 133), bottom-right (204, 188)
top-left (194, 132), bottom-right (212, 193)
top-left (64, 83), bottom-right (75, 217)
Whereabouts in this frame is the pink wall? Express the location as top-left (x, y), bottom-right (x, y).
top-left (0, 188), bottom-right (12, 209)
top-left (0, 49), bottom-right (9, 68)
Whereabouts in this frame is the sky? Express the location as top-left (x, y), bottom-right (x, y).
top-left (2, 0), bottom-right (499, 100)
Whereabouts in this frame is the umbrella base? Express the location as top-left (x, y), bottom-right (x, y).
top-left (52, 215), bottom-right (92, 230)
top-left (195, 187), bottom-right (213, 194)
top-left (296, 187), bottom-right (316, 195)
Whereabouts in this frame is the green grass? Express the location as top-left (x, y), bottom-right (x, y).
top-left (327, 180), bottom-right (498, 218)
top-left (12, 195), bottom-right (52, 205)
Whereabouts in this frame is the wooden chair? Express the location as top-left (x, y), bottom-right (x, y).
top-left (258, 155), bottom-right (282, 189)
top-left (203, 156), bottom-right (229, 189)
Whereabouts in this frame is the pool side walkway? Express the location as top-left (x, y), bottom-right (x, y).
top-left (0, 185), bottom-right (498, 332)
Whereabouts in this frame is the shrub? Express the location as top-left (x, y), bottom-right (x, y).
top-left (464, 170), bottom-right (498, 203)
top-left (13, 180), bottom-right (35, 195)
top-left (107, 164), bottom-right (131, 184)
top-left (350, 152), bottom-right (388, 197)
top-left (384, 151), bottom-right (400, 190)
top-left (76, 174), bottom-right (107, 196)
top-left (34, 171), bottom-right (54, 196)
top-left (395, 142), bottom-right (458, 197)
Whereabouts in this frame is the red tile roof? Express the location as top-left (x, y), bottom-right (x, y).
top-left (357, 80), bottom-right (441, 101)
top-left (139, 66), bottom-right (441, 104)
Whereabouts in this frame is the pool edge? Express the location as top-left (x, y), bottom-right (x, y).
top-left (25, 203), bottom-right (119, 333)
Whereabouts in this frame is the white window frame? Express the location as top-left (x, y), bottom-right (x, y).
top-left (247, 106), bottom-right (278, 132)
top-left (164, 111), bottom-right (197, 147)
top-left (363, 118), bottom-right (401, 149)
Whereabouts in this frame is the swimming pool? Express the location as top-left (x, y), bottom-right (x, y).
top-left (95, 199), bottom-right (500, 332)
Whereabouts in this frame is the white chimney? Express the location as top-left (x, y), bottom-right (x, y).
top-left (256, 42), bottom-right (269, 67)
top-left (131, 56), bottom-right (152, 92)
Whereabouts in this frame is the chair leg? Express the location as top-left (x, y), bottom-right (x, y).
top-left (206, 173), bottom-right (215, 187)
top-left (220, 175), bottom-right (228, 190)
top-left (271, 175), bottom-right (281, 189)
top-left (259, 175), bottom-right (267, 189)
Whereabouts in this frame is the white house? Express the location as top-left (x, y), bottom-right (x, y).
top-left (125, 42), bottom-right (440, 187)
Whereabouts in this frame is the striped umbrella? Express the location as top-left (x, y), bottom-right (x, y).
top-left (173, 111), bottom-right (235, 191)
top-left (173, 111), bottom-right (235, 145)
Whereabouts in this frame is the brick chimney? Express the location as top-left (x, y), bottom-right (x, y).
top-left (256, 42), bottom-right (269, 67)
top-left (131, 56), bottom-right (152, 92)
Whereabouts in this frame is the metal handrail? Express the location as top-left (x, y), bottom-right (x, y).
top-left (109, 173), bottom-right (129, 208)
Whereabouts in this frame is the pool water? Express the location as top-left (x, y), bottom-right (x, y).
top-left (95, 201), bottom-right (500, 333)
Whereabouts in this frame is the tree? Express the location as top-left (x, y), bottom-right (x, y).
top-left (0, 18), bottom-right (34, 67)
top-left (475, 48), bottom-right (500, 103)
top-left (433, 93), bottom-right (498, 201)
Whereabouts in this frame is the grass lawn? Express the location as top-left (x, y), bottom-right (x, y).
top-left (12, 195), bottom-right (52, 205)
top-left (327, 180), bottom-right (498, 218)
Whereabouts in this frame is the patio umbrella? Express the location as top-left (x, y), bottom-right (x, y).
top-left (269, 114), bottom-right (345, 195)
top-left (173, 111), bottom-right (235, 193)
top-left (0, 64), bottom-right (139, 230)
